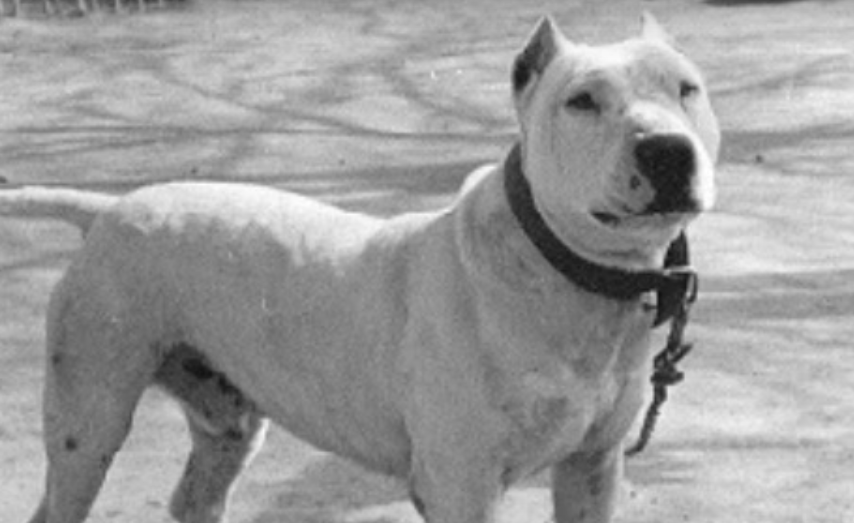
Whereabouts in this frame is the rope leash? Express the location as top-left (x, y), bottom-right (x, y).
top-left (625, 269), bottom-right (698, 457)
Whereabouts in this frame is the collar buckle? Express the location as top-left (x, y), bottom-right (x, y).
top-left (653, 266), bottom-right (697, 327)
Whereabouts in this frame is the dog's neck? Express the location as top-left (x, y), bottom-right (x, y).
top-left (503, 144), bottom-right (683, 300)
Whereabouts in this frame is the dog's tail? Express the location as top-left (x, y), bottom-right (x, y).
top-left (0, 187), bottom-right (119, 233)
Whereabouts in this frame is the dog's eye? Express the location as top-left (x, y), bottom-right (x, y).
top-left (679, 81), bottom-right (699, 99)
top-left (565, 92), bottom-right (599, 112)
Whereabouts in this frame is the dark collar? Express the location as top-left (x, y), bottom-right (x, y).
top-left (503, 145), bottom-right (696, 326)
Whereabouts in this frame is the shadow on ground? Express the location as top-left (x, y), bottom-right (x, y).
top-left (250, 458), bottom-right (412, 523)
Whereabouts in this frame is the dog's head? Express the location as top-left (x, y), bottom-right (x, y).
top-left (511, 15), bottom-right (719, 264)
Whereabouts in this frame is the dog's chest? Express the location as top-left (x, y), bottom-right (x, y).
top-left (485, 296), bottom-right (651, 476)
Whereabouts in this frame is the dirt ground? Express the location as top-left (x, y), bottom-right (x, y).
top-left (2, 0), bottom-right (854, 521)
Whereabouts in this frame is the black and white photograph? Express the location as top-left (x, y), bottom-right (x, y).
top-left (1, 0), bottom-right (852, 522)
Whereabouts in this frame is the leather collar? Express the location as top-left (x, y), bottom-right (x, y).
top-left (503, 145), bottom-right (696, 326)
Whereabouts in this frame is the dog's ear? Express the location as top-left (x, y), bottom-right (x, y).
top-left (512, 16), bottom-right (564, 95)
top-left (640, 12), bottom-right (676, 47)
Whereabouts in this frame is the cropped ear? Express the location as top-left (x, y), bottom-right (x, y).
top-left (640, 12), bottom-right (676, 47)
top-left (512, 16), bottom-right (565, 95)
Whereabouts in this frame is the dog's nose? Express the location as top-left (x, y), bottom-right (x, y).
top-left (634, 133), bottom-right (697, 212)
top-left (635, 133), bottom-right (695, 186)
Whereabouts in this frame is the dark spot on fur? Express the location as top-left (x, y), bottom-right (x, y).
top-left (224, 428), bottom-right (244, 442)
top-left (216, 375), bottom-right (240, 397)
top-left (410, 491), bottom-right (426, 516)
top-left (500, 465), bottom-right (516, 488)
top-left (64, 437), bottom-right (78, 452)
top-left (587, 473), bottom-right (604, 497)
top-left (51, 353), bottom-right (64, 367)
top-left (182, 357), bottom-right (216, 381)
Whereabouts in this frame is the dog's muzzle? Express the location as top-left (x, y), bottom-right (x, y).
top-left (635, 133), bottom-right (698, 214)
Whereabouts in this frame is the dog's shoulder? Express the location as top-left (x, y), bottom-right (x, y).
top-left (452, 162), bottom-right (552, 293)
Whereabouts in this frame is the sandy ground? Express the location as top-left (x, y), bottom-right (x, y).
top-left (2, 0), bottom-right (854, 521)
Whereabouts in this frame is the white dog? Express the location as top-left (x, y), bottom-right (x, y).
top-left (3, 14), bottom-right (718, 523)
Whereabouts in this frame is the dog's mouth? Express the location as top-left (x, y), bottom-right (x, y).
top-left (591, 176), bottom-right (708, 229)
top-left (591, 208), bottom-right (694, 228)
top-left (591, 210), bottom-right (622, 226)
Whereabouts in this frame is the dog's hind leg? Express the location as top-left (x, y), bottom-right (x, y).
top-left (29, 277), bottom-right (160, 523)
top-left (169, 410), bottom-right (268, 523)
top-left (155, 345), bottom-right (269, 523)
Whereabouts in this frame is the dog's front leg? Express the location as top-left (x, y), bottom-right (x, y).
top-left (405, 402), bottom-right (507, 523)
top-left (409, 450), bottom-right (504, 523)
top-left (551, 446), bottom-right (622, 523)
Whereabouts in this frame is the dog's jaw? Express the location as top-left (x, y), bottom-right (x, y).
top-left (592, 208), bottom-right (695, 231)
top-left (540, 202), bottom-right (685, 272)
